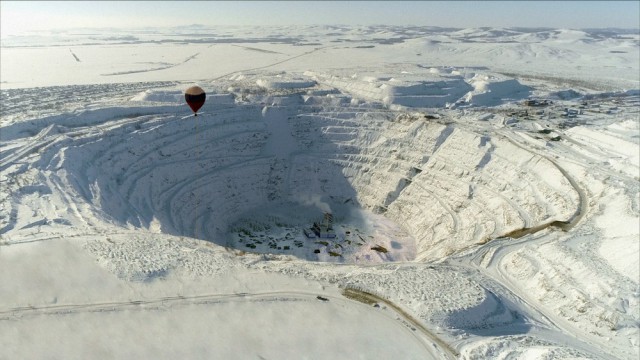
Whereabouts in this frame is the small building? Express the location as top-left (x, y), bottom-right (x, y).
top-left (524, 99), bottom-right (551, 107)
top-left (305, 212), bottom-right (336, 239)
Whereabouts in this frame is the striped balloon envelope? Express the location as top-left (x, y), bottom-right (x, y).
top-left (184, 86), bottom-right (206, 116)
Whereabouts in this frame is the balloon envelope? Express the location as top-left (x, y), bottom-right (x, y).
top-left (185, 86), bottom-right (206, 114)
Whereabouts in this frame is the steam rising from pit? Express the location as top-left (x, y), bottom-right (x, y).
top-left (297, 194), bottom-right (332, 214)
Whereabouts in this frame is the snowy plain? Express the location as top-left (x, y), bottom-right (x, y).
top-left (1, 25), bottom-right (639, 359)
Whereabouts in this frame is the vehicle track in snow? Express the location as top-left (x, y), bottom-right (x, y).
top-left (498, 129), bottom-right (587, 231)
top-left (208, 45), bottom-right (332, 82)
top-left (342, 287), bottom-right (458, 359)
top-left (0, 82), bottom-right (176, 125)
top-left (0, 288), bottom-right (447, 359)
top-left (451, 233), bottom-right (626, 360)
top-left (446, 125), bottom-right (633, 359)
top-left (0, 124), bottom-right (58, 171)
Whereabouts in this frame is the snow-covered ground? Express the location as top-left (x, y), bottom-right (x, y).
top-left (1, 25), bottom-right (639, 359)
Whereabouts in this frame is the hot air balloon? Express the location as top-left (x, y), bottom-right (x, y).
top-left (185, 85), bottom-right (206, 116)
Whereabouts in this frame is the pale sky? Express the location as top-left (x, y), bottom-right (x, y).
top-left (2, 1), bottom-right (639, 35)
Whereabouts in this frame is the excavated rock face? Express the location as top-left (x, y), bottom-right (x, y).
top-left (8, 93), bottom-right (576, 262)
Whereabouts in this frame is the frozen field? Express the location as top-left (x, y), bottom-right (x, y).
top-left (1, 25), bottom-right (639, 359)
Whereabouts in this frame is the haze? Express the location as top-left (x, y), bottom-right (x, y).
top-left (2, 0), bottom-right (639, 37)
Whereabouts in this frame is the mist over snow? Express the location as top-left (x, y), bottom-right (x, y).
top-left (1, 25), bottom-right (639, 360)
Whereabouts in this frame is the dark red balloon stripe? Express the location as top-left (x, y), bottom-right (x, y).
top-left (185, 93), bottom-right (206, 113)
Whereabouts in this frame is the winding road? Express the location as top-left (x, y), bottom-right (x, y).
top-left (1, 287), bottom-right (452, 359)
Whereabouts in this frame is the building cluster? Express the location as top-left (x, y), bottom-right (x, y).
top-left (304, 212), bottom-right (337, 239)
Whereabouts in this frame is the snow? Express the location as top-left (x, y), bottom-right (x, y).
top-left (1, 25), bottom-right (639, 359)
top-left (596, 189), bottom-right (640, 281)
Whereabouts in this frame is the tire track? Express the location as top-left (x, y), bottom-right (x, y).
top-left (102, 52), bottom-right (202, 76)
top-left (342, 287), bottom-right (458, 359)
top-left (209, 45), bottom-right (332, 82)
top-left (499, 130), bottom-right (587, 231)
top-left (0, 125), bottom-right (58, 171)
top-left (452, 235), bottom-right (622, 360)
top-left (1, 289), bottom-right (444, 358)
